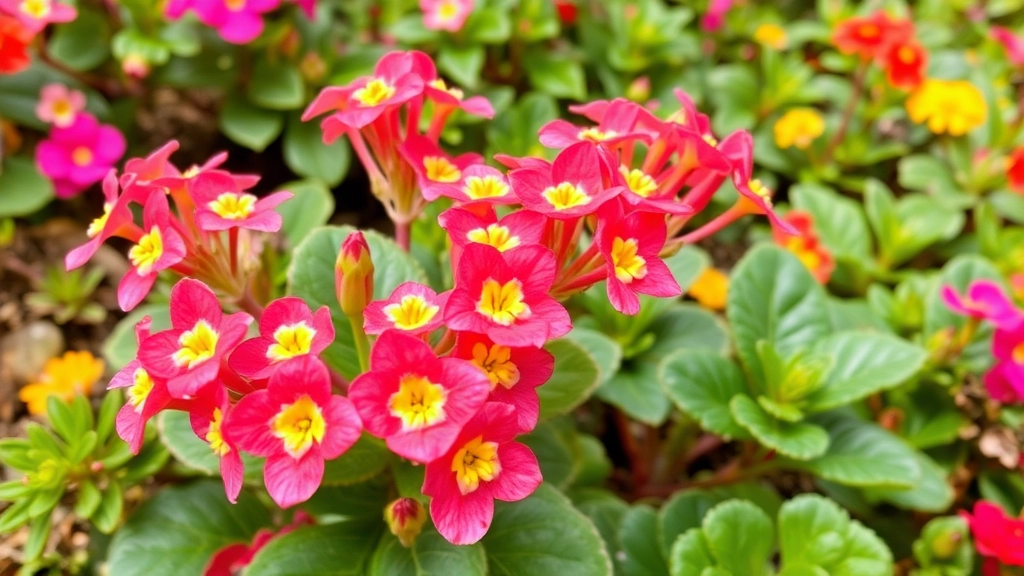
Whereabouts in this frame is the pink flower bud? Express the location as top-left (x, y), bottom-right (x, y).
top-left (336, 231), bottom-right (374, 317)
top-left (384, 498), bottom-right (427, 547)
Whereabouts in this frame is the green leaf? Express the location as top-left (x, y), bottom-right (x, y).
top-left (659, 491), bottom-right (721, 560)
top-left (287, 226), bottom-right (427, 379)
top-left (158, 411), bottom-right (262, 482)
top-left (898, 155), bottom-right (958, 196)
top-left (863, 451), bottom-right (954, 513)
top-left (990, 189), bottom-right (1024, 224)
top-left (727, 245), bottom-right (830, 388)
top-left (669, 530), bottom-right (717, 576)
top-left (466, 7), bottom-right (513, 43)
top-left (563, 327), bottom-right (622, 387)
top-left (572, 435), bottom-right (613, 487)
top-left (803, 332), bottom-right (926, 412)
top-left (618, 505), bottom-right (669, 576)
top-left (303, 479), bottom-right (390, 521)
top-left (790, 184), bottom-right (871, 260)
top-left (276, 179), bottom-right (337, 247)
top-left (24, 514), bottom-right (51, 562)
top-left (571, 489), bottom-right (629, 568)
top-left (248, 58), bottom-right (305, 110)
top-left (111, 28), bottom-right (170, 64)
top-left (321, 434), bottom-right (393, 486)
top-left (92, 481), bottom-right (123, 534)
top-left (661, 350), bottom-right (750, 440)
top-left (482, 484), bottom-right (612, 576)
top-left (246, 519), bottom-right (381, 575)
top-left (437, 45), bottom-right (485, 90)
top-left (283, 115), bottom-right (350, 186)
top-left (48, 9), bottom-right (111, 71)
top-left (538, 338), bottom-right (601, 420)
top-left (524, 52), bottom-right (586, 101)
top-left (703, 500), bottom-right (774, 576)
top-left (75, 479), bottom-right (102, 519)
top-left (912, 516), bottom-right (973, 575)
top-left (730, 395), bottom-right (829, 460)
top-left (664, 245), bottom-right (709, 293)
top-left (102, 304), bottom-right (171, 371)
top-left (220, 94), bottom-right (284, 152)
top-left (778, 494), bottom-right (892, 576)
top-left (389, 14), bottom-right (440, 44)
top-left (108, 481), bottom-right (271, 576)
top-left (521, 421), bottom-right (579, 489)
top-left (369, 524), bottom-right (487, 575)
top-left (0, 157), bottom-right (55, 218)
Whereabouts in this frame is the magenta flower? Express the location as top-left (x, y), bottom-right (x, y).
top-left (36, 114), bottom-right (126, 198)
top-left (191, 171), bottom-right (292, 232)
top-left (362, 282), bottom-right (450, 336)
top-left (229, 296), bottom-right (335, 380)
top-left (0, 0), bottom-right (75, 34)
top-left (700, 0), bottom-right (732, 32)
top-left (984, 362), bottom-right (1024, 405)
top-left (165, 0), bottom-right (280, 44)
top-left (420, 0), bottom-right (474, 32)
top-left (35, 84), bottom-right (85, 128)
top-left (942, 280), bottom-right (1024, 330)
top-left (992, 26), bottom-right (1024, 66)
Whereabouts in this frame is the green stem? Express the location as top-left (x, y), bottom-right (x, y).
top-left (349, 315), bottom-right (371, 373)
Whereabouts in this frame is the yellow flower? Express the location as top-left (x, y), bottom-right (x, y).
top-left (754, 23), bottom-right (788, 50)
top-left (19, 351), bottom-right (104, 416)
top-left (905, 79), bottom-right (987, 136)
top-left (688, 268), bottom-right (729, 311)
top-left (773, 108), bottom-right (826, 150)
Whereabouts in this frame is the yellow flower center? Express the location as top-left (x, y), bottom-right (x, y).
top-left (610, 237), bottom-right (647, 284)
top-left (71, 146), bottom-right (93, 167)
top-left (467, 224), bottom-right (520, 252)
top-left (437, 0), bottom-right (460, 20)
top-left (429, 78), bottom-right (464, 99)
top-left (21, 0), bottom-right (50, 18)
top-left (748, 179), bottom-right (772, 205)
top-left (383, 295), bottom-right (440, 331)
top-left (541, 182), bottom-right (591, 210)
top-left (424, 156), bottom-right (462, 182)
top-left (206, 408), bottom-right (230, 456)
top-left (87, 203), bottom-right (113, 238)
top-left (859, 23), bottom-right (880, 39)
top-left (464, 175), bottom-right (510, 200)
top-left (208, 192), bottom-right (257, 220)
top-left (897, 46), bottom-right (917, 64)
top-left (470, 342), bottom-right (519, 390)
top-left (266, 322), bottom-right (316, 362)
top-left (182, 165), bottom-right (201, 179)
top-left (52, 99), bottom-right (73, 122)
top-left (128, 227), bottom-right (165, 276)
top-left (172, 320), bottom-right (220, 369)
top-left (452, 435), bottom-right (501, 495)
top-left (702, 134), bottom-right (718, 147)
top-left (354, 78), bottom-right (396, 107)
top-left (128, 368), bottom-right (154, 414)
top-left (578, 127), bottom-right (616, 142)
top-left (1014, 343), bottom-right (1024, 365)
top-left (272, 395), bottom-right (326, 458)
top-left (388, 374), bottom-right (448, 431)
top-left (476, 278), bottom-right (531, 326)
top-left (225, 0), bottom-right (246, 10)
top-left (620, 167), bottom-right (658, 197)
top-left (753, 23), bottom-right (787, 49)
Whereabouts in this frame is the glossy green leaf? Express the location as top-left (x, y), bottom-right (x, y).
top-left (661, 349), bottom-right (750, 440)
top-left (369, 524), bottom-right (487, 575)
top-left (0, 157), bottom-right (55, 218)
top-left (618, 505), bottom-right (669, 576)
top-left (102, 304), bottom-right (171, 371)
top-left (804, 332), bottom-right (926, 411)
top-left (246, 519), bottom-right (381, 575)
top-left (730, 395), bottom-right (829, 460)
top-left (48, 9), bottom-right (111, 71)
top-left (249, 59), bottom-right (305, 110)
top-left (778, 494), bottom-right (892, 576)
top-left (220, 94), bottom-right (284, 152)
top-left (790, 183), bottom-right (871, 261)
top-left (703, 500), bottom-right (774, 576)
top-left (321, 434), bottom-right (393, 486)
top-left (437, 45), bottom-right (485, 90)
top-left (276, 179), bottom-right (337, 247)
top-left (521, 421), bottom-right (579, 489)
top-left (564, 327), bottom-right (622, 386)
top-left (538, 338), bottom-right (601, 420)
top-left (863, 451), bottom-right (954, 513)
top-left (524, 52), bottom-right (586, 101)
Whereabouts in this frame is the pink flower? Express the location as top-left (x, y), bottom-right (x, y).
top-left (992, 26), bottom-right (1024, 66)
top-left (230, 356), bottom-right (362, 508)
top-left (993, 321), bottom-right (1024, 368)
top-left (596, 206), bottom-right (680, 315)
top-left (108, 317), bottom-right (174, 454)
top-left (508, 142), bottom-right (623, 220)
top-left (138, 279), bottom-right (252, 397)
top-left (399, 135), bottom-right (486, 202)
top-left (445, 243), bottom-right (571, 348)
top-left (205, 513), bottom-right (313, 575)
top-left (941, 280), bottom-right (1024, 330)
top-left (961, 501), bottom-right (1024, 567)
top-left (35, 84), bottom-right (85, 128)
top-left (538, 99), bottom-right (651, 150)
top-left (36, 114), bottom-right (126, 198)
top-left (165, 0), bottom-right (280, 45)
top-left (700, 0), bottom-right (732, 32)
top-left (452, 332), bottom-right (554, 432)
top-left (983, 362), bottom-right (1024, 405)
top-left (438, 206), bottom-right (546, 253)
top-left (229, 297), bottom-right (335, 380)
top-left (348, 330), bottom-right (491, 463)
top-left (188, 384), bottom-right (244, 503)
top-left (420, 0), bottom-right (474, 32)
top-left (363, 282), bottom-right (450, 336)
top-left (718, 130), bottom-right (798, 235)
top-left (65, 170), bottom-right (143, 271)
top-left (408, 52), bottom-right (494, 118)
top-left (293, 0), bottom-right (314, 18)
top-left (0, 0), bottom-right (75, 34)
top-left (423, 403), bottom-right (541, 545)
top-left (191, 171), bottom-right (292, 232)
top-left (116, 190), bottom-right (188, 311)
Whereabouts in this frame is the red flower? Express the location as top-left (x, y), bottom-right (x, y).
top-left (138, 279), bottom-right (252, 398)
top-left (961, 501), bottom-right (1024, 567)
top-left (538, 99), bottom-right (652, 150)
top-left (363, 282), bottom-right (449, 336)
top-left (452, 332), bottom-right (554, 432)
top-left (1007, 148), bottom-right (1024, 192)
top-left (192, 171), bottom-right (293, 233)
top-left (596, 207), bottom-right (681, 315)
top-left (883, 40), bottom-right (927, 90)
top-left (187, 384), bottom-right (244, 503)
top-left (108, 317), bottom-right (173, 454)
top-left (423, 403), bottom-right (541, 545)
top-left (408, 52), bottom-right (494, 118)
top-left (400, 135), bottom-right (485, 202)
top-left (445, 243), bottom-right (571, 348)
top-left (229, 297), bottom-right (335, 380)
top-left (65, 170), bottom-right (144, 270)
top-left (438, 206), bottom-right (546, 253)
top-left (832, 11), bottom-right (913, 60)
top-left (230, 356), bottom-right (362, 508)
top-left (204, 512), bottom-right (314, 576)
top-left (508, 142), bottom-right (622, 220)
top-left (772, 211), bottom-right (835, 284)
top-left (719, 130), bottom-right (797, 235)
top-left (348, 330), bottom-right (491, 462)
top-left (117, 189), bottom-right (188, 311)
top-left (0, 15), bottom-right (31, 75)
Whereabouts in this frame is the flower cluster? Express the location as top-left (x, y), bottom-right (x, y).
top-left (832, 10), bottom-right (926, 91)
top-left (0, 0), bottom-right (75, 75)
top-left (773, 211), bottom-right (834, 284)
top-left (165, 0), bottom-right (314, 45)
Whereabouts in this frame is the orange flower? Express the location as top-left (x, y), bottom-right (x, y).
top-left (0, 15), bottom-right (32, 75)
top-left (832, 11), bottom-right (912, 60)
top-left (688, 267), bottom-right (729, 311)
top-left (19, 351), bottom-right (104, 416)
top-left (773, 211), bottom-right (834, 284)
top-left (884, 40), bottom-right (927, 90)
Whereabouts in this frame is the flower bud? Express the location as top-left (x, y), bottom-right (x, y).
top-left (121, 54), bottom-right (151, 79)
top-left (384, 498), bottom-right (427, 548)
top-left (336, 231), bottom-right (374, 317)
top-left (929, 527), bottom-right (962, 560)
top-left (626, 76), bottom-right (650, 103)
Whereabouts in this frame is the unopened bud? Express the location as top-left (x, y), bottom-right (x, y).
top-left (930, 529), bottom-right (962, 560)
top-left (626, 77), bottom-right (650, 103)
top-left (384, 498), bottom-right (427, 548)
top-left (122, 54), bottom-right (150, 79)
top-left (336, 231), bottom-right (374, 317)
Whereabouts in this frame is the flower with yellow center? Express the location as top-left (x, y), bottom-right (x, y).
top-left (389, 374), bottom-right (448, 431)
top-left (208, 192), bottom-right (257, 220)
top-left (71, 146), bottom-right (93, 167)
top-left (470, 342), bottom-right (519, 390)
top-left (905, 79), bottom-right (987, 136)
top-left (610, 237), bottom-right (647, 284)
top-left (467, 224), bottom-right (520, 252)
top-left (20, 0), bottom-right (50, 18)
top-left (353, 78), bottom-right (396, 107)
top-left (688, 267), bottom-right (728, 311)
top-left (18, 351), bottom-right (105, 416)
top-left (620, 167), bottom-right (658, 197)
top-left (86, 203), bottom-right (113, 238)
top-left (127, 368), bottom-right (154, 412)
top-left (272, 395), bottom-right (326, 458)
top-left (452, 435), bottom-right (501, 495)
top-left (383, 295), bottom-right (440, 331)
top-left (429, 79), bottom-right (464, 100)
top-left (128, 227), bottom-right (164, 276)
top-left (773, 108), bottom-right (825, 150)
top-left (747, 179), bottom-right (773, 206)
top-left (541, 182), bottom-right (591, 210)
top-left (206, 408), bottom-right (230, 456)
top-left (172, 320), bottom-right (220, 369)
top-left (51, 98), bottom-right (74, 125)
top-left (464, 176), bottom-right (510, 200)
top-left (754, 23), bottom-right (787, 50)
top-left (437, 0), bottom-right (460, 20)
top-left (578, 127), bottom-right (617, 142)
top-left (702, 134), bottom-right (719, 147)
top-left (225, 0), bottom-right (246, 10)
top-left (424, 156), bottom-right (462, 182)
top-left (476, 278), bottom-right (531, 326)
top-left (267, 322), bottom-right (316, 362)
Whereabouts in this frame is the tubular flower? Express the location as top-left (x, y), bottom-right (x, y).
top-left (192, 171), bottom-right (293, 232)
top-left (772, 211), bottom-right (835, 285)
top-left (445, 243), bottom-right (571, 348)
top-left (230, 356), bottom-right (362, 508)
top-left (538, 99), bottom-right (651, 150)
top-left (596, 207), bottom-right (681, 315)
top-left (164, 0), bottom-right (280, 44)
top-left (773, 108), bottom-right (825, 150)
top-left (423, 403), bottom-right (541, 545)
top-left (108, 318), bottom-right (174, 454)
top-left (453, 332), bottom-right (554, 432)
top-left (942, 280), bottom-right (1023, 330)
top-left (36, 114), bottom-right (127, 198)
top-left (65, 170), bottom-right (142, 270)
top-left (19, 351), bottom-right (104, 416)
top-left (0, 14), bottom-right (31, 74)
top-left (883, 40), bottom-right (927, 90)
top-left (832, 11), bottom-right (913, 60)
top-left (438, 206), bottom-right (546, 253)
top-left (688, 267), bottom-right (729, 311)
top-left (401, 135), bottom-right (485, 202)
top-left (230, 297), bottom-right (335, 380)
top-left (414, 57), bottom-right (494, 118)
top-left (188, 384), bottom-right (244, 502)
top-left (363, 282), bottom-right (450, 336)
top-left (719, 131), bottom-right (798, 235)
top-left (138, 279), bottom-right (252, 398)
top-left (35, 84), bottom-right (86, 128)
top-left (509, 142), bottom-right (622, 220)
top-left (906, 79), bottom-right (987, 136)
top-left (348, 330), bottom-right (491, 462)
top-left (117, 190), bottom-right (188, 311)
top-left (961, 501), bottom-right (1024, 569)
top-left (420, 0), bottom-right (473, 32)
